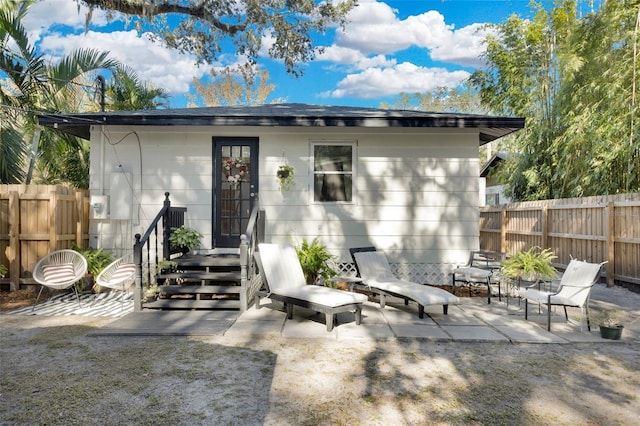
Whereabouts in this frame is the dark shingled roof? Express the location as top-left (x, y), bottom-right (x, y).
top-left (37, 103), bottom-right (524, 145)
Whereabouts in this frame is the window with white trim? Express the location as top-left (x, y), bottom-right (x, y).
top-left (311, 142), bottom-right (356, 203)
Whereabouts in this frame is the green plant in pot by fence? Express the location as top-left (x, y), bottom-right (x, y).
top-left (0, 263), bottom-right (7, 278)
top-left (597, 309), bottom-right (624, 340)
top-left (276, 165), bottom-right (295, 191)
top-left (500, 246), bottom-right (557, 283)
top-left (293, 237), bottom-right (337, 285)
top-left (169, 226), bottom-right (203, 254)
top-left (72, 244), bottom-right (114, 292)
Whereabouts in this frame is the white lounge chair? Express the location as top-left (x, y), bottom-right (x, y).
top-left (32, 249), bottom-right (88, 310)
top-left (518, 258), bottom-right (606, 331)
top-left (256, 243), bottom-right (368, 332)
top-left (350, 247), bottom-right (459, 318)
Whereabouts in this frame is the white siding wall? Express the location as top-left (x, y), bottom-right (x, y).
top-left (88, 125), bottom-right (481, 278)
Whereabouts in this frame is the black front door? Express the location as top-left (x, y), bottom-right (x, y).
top-left (213, 137), bottom-right (258, 248)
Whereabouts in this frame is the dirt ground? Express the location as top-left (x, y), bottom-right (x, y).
top-left (1, 304), bottom-right (639, 425)
top-left (0, 289), bottom-right (39, 311)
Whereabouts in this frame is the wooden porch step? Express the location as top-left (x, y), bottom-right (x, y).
top-left (160, 285), bottom-right (241, 295)
top-left (144, 299), bottom-right (240, 310)
top-left (157, 272), bottom-right (241, 281)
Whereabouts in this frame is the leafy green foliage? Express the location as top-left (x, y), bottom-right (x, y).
top-left (470, 0), bottom-right (640, 200)
top-left (293, 237), bottom-right (337, 285)
top-left (72, 244), bottom-right (114, 277)
top-left (276, 165), bottom-right (295, 191)
top-left (169, 226), bottom-right (203, 251)
top-left (500, 246), bottom-right (557, 281)
top-left (79, 0), bottom-right (357, 77)
top-left (0, 0), bottom-right (119, 187)
top-left (0, 263), bottom-right (8, 277)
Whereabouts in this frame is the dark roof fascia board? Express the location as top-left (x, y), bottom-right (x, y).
top-left (37, 104), bottom-right (525, 145)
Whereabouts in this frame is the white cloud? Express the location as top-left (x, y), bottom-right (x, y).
top-left (317, 45), bottom-right (395, 70)
top-left (25, 0), bottom-right (115, 42)
top-left (39, 30), bottom-right (206, 94)
top-left (334, 0), bottom-right (487, 66)
top-left (322, 62), bottom-right (470, 99)
top-left (431, 23), bottom-right (493, 67)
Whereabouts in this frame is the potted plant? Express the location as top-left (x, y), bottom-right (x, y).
top-left (293, 237), bottom-right (337, 285)
top-left (500, 246), bottom-right (557, 283)
top-left (276, 165), bottom-right (295, 191)
top-left (72, 244), bottom-right (114, 292)
top-left (169, 226), bottom-right (203, 254)
top-left (0, 263), bottom-right (7, 278)
top-left (155, 258), bottom-right (177, 274)
top-left (597, 309), bottom-right (624, 340)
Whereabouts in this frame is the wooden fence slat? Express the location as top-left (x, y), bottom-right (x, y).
top-left (0, 185), bottom-right (89, 291)
top-left (481, 193), bottom-right (640, 291)
top-left (8, 191), bottom-right (19, 291)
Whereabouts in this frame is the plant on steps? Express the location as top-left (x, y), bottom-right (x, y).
top-left (293, 237), bottom-right (337, 285)
top-left (169, 226), bottom-right (203, 254)
top-left (500, 246), bottom-right (557, 282)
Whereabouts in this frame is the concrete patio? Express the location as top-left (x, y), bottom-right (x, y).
top-left (89, 282), bottom-right (640, 343)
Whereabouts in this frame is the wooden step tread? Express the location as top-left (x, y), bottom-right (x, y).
top-left (173, 254), bottom-right (240, 268)
top-left (159, 285), bottom-right (241, 295)
top-left (144, 299), bottom-right (240, 310)
top-left (157, 272), bottom-right (241, 281)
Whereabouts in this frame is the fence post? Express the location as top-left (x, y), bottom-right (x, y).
top-left (8, 191), bottom-right (19, 291)
top-left (48, 189), bottom-right (58, 252)
top-left (500, 207), bottom-right (507, 254)
top-left (606, 201), bottom-right (615, 287)
top-left (541, 206), bottom-right (548, 249)
top-left (75, 190), bottom-right (84, 248)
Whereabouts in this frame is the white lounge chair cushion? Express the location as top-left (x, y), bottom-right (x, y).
top-left (258, 243), bottom-right (367, 306)
top-left (276, 286), bottom-right (367, 307)
top-left (42, 263), bottom-right (76, 284)
top-left (367, 278), bottom-right (459, 305)
top-left (354, 251), bottom-right (459, 306)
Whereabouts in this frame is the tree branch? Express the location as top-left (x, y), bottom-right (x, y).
top-left (81, 0), bottom-right (247, 34)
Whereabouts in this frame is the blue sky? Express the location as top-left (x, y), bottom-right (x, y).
top-left (22, 0), bottom-right (551, 109)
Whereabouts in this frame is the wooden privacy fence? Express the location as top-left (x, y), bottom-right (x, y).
top-left (0, 185), bottom-right (89, 290)
top-left (480, 193), bottom-right (640, 291)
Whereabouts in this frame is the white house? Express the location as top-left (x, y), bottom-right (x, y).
top-left (39, 103), bottom-right (523, 285)
top-left (480, 152), bottom-right (512, 206)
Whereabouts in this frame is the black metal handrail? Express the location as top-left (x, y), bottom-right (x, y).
top-left (133, 192), bottom-right (185, 311)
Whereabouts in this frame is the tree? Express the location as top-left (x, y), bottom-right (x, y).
top-left (380, 86), bottom-right (487, 114)
top-left (470, 1), bottom-right (640, 200)
top-left (105, 65), bottom-right (169, 110)
top-left (0, 0), bottom-right (119, 186)
top-left (188, 63), bottom-right (278, 107)
top-left (78, 0), bottom-right (357, 76)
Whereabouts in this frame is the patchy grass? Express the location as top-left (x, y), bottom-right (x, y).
top-left (1, 316), bottom-right (640, 425)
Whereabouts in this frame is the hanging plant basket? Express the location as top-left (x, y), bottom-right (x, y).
top-left (277, 165), bottom-right (295, 191)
